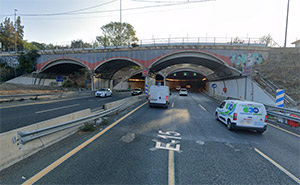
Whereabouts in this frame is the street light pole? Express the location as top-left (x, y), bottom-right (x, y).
top-left (14, 9), bottom-right (17, 52)
top-left (284, 0), bottom-right (290, 47)
top-left (120, 0), bottom-right (122, 46)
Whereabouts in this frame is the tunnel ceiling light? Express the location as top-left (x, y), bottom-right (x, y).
top-left (173, 73), bottom-right (176, 76)
top-left (193, 73), bottom-right (197, 76)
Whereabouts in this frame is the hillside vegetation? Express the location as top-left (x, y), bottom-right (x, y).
top-left (253, 48), bottom-right (300, 103)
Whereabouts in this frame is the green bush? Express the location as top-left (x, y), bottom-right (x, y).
top-left (81, 123), bottom-right (96, 132)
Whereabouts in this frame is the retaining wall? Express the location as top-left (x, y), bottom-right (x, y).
top-left (207, 76), bottom-right (276, 105)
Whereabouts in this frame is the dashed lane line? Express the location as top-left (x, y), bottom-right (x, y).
top-left (35, 104), bottom-right (80, 114)
top-left (198, 104), bottom-right (207, 111)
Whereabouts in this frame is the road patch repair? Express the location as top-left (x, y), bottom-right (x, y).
top-left (0, 94), bottom-right (146, 172)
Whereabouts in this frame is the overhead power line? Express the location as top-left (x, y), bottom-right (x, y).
top-left (1, 0), bottom-right (117, 17)
top-left (17, 0), bottom-right (213, 17)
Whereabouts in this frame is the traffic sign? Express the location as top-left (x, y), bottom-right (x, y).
top-left (211, 83), bottom-right (217, 88)
top-left (142, 69), bottom-right (148, 77)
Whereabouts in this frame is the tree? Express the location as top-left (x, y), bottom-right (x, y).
top-left (259, 34), bottom-right (276, 47)
top-left (31, 41), bottom-right (46, 50)
top-left (71, 40), bottom-right (92, 48)
top-left (0, 18), bottom-right (15, 51)
top-left (16, 16), bottom-right (24, 51)
top-left (23, 41), bottom-right (40, 51)
top-left (18, 50), bottom-right (40, 73)
top-left (0, 17), bottom-right (24, 51)
top-left (96, 22), bottom-right (138, 47)
top-left (232, 37), bottom-right (244, 44)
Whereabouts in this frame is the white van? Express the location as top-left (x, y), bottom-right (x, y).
top-left (215, 100), bottom-right (267, 134)
top-left (148, 85), bottom-right (170, 108)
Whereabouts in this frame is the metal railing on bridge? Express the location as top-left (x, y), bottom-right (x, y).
top-left (0, 36), bottom-right (267, 55)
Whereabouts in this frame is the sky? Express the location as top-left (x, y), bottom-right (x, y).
top-left (0, 0), bottom-right (299, 47)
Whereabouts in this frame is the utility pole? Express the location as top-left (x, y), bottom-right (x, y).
top-left (14, 9), bottom-right (17, 52)
top-left (120, 0), bottom-right (122, 46)
top-left (284, 0), bottom-right (290, 47)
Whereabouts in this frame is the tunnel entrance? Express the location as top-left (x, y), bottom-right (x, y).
top-left (166, 71), bottom-right (206, 92)
top-left (128, 73), bottom-right (145, 90)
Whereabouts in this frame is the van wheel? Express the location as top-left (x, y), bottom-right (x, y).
top-left (256, 130), bottom-right (264, 134)
top-left (215, 113), bottom-right (219, 121)
top-left (227, 119), bottom-right (233, 130)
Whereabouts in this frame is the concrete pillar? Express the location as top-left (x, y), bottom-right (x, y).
top-left (145, 75), bottom-right (149, 95)
top-left (110, 79), bottom-right (113, 89)
top-left (89, 70), bottom-right (95, 91)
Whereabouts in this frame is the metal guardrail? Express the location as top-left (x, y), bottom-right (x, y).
top-left (18, 100), bottom-right (127, 145)
top-left (267, 111), bottom-right (300, 123)
top-left (202, 91), bottom-right (300, 125)
top-left (253, 73), bottom-right (298, 107)
top-left (265, 104), bottom-right (300, 123)
top-left (265, 104), bottom-right (300, 115)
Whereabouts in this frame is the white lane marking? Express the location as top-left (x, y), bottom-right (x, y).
top-left (199, 104), bottom-right (207, 111)
top-left (158, 134), bottom-right (182, 140)
top-left (171, 102), bottom-right (174, 108)
top-left (152, 139), bottom-right (181, 152)
top-left (255, 148), bottom-right (300, 184)
top-left (35, 104), bottom-right (80, 114)
top-left (150, 131), bottom-right (182, 152)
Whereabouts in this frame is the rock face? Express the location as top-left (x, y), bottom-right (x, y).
top-left (253, 48), bottom-right (300, 104)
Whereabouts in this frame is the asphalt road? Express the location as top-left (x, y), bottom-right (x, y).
top-left (1, 92), bottom-right (299, 184)
top-left (0, 92), bottom-right (131, 133)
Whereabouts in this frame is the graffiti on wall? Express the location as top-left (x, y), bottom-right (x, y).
top-left (0, 56), bottom-right (19, 68)
top-left (230, 52), bottom-right (263, 67)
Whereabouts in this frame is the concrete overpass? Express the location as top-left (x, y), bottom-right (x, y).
top-left (1, 44), bottom-right (276, 105)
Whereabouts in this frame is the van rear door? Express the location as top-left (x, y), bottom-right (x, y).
top-left (150, 90), bottom-right (167, 104)
top-left (238, 103), bottom-right (266, 127)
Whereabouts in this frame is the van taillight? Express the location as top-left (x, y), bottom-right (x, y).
top-left (233, 113), bottom-right (237, 121)
top-left (265, 115), bottom-right (268, 123)
top-left (166, 96), bottom-right (168, 100)
top-left (149, 95), bottom-right (151, 100)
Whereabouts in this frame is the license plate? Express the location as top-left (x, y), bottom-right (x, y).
top-left (241, 121), bottom-right (251, 125)
top-left (151, 99), bottom-right (157, 101)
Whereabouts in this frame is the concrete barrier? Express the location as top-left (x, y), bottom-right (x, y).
top-left (0, 94), bottom-right (146, 171)
top-left (0, 109), bottom-right (91, 171)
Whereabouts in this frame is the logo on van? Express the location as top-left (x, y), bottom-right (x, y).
top-left (243, 106), bottom-right (260, 113)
